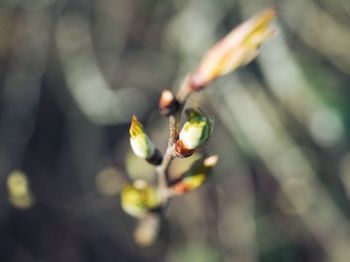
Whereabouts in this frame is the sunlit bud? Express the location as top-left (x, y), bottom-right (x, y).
top-left (130, 115), bottom-right (161, 164)
top-left (190, 8), bottom-right (276, 89)
top-left (175, 108), bottom-right (214, 158)
top-left (121, 180), bottom-right (160, 218)
top-left (159, 89), bottom-right (180, 117)
top-left (171, 155), bottom-right (219, 195)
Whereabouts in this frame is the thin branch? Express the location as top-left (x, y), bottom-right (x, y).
top-left (156, 75), bottom-right (194, 205)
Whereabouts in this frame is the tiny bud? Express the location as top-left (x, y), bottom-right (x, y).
top-left (130, 115), bottom-right (160, 163)
top-left (121, 180), bottom-right (160, 218)
top-left (190, 8), bottom-right (277, 89)
top-left (159, 89), bottom-right (180, 117)
top-left (174, 108), bottom-right (214, 158)
top-left (203, 154), bottom-right (219, 167)
top-left (171, 155), bottom-right (219, 195)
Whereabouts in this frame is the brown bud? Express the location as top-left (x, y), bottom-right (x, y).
top-left (174, 140), bottom-right (195, 158)
top-left (159, 89), bottom-right (180, 117)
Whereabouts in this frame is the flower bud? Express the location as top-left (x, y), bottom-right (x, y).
top-left (159, 89), bottom-right (180, 117)
top-left (130, 115), bottom-right (162, 165)
top-left (171, 155), bottom-right (219, 195)
top-left (175, 108), bottom-right (214, 158)
top-left (190, 8), bottom-right (276, 89)
top-left (121, 180), bottom-right (160, 218)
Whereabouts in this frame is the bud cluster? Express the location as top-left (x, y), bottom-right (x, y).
top-left (120, 8), bottom-right (276, 245)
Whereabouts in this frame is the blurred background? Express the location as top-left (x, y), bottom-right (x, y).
top-left (1, 0), bottom-right (350, 261)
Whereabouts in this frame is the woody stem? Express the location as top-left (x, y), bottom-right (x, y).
top-left (156, 75), bottom-right (193, 205)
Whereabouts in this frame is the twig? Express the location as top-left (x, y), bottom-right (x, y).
top-left (156, 75), bottom-right (194, 205)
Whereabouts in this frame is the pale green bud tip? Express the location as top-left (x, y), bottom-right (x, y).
top-left (121, 180), bottom-right (160, 218)
top-left (179, 121), bottom-right (205, 149)
top-left (129, 115), bottom-right (155, 159)
top-left (130, 135), bottom-right (155, 159)
top-left (176, 109), bottom-right (214, 156)
top-left (186, 108), bottom-right (214, 135)
top-left (185, 108), bottom-right (207, 122)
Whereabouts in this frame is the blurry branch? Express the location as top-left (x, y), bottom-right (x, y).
top-left (0, 9), bottom-right (50, 178)
top-left (164, 0), bottom-right (226, 79)
top-left (94, 0), bottom-right (132, 64)
top-left (56, 15), bottom-right (149, 125)
top-left (258, 25), bottom-right (344, 147)
top-left (122, 6), bottom-right (276, 252)
top-left (280, 0), bottom-right (350, 75)
top-left (213, 76), bottom-right (350, 262)
top-left (319, 0), bottom-right (350, 18)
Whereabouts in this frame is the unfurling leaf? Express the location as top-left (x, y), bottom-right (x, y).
top-left (121, 180), bottom-right (160, 218)
top-left (190, 8), bottom-right (276, 89)
top-left (175, 108), bottom-right (214, 158)
top-left (171, 155), bottom-right (219, 195)
top-left (129, 115), bottom-right (156, 160)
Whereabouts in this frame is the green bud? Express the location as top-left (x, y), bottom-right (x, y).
top-left (129, 115), bottom-right (155, 159)
top-left (171, 155), bottom-right (219, 195)
top-left (121, 180), bottom-right (160, 218)
top-left (175, 108), bottom-right (214, 157)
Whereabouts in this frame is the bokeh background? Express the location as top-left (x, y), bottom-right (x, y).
top-left (1, 0), bottom-right (350, 261)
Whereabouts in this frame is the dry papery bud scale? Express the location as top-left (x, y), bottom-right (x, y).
top-left (121, 8), bottom-right (276, 245)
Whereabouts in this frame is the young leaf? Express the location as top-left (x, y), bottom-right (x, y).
top-left (190, 8), bottom-right (276, 89)
top-left (171, 155), bottom-right (219, 195)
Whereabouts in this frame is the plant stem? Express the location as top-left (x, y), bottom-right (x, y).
top-left (156, 75), bottom-right (193, 205)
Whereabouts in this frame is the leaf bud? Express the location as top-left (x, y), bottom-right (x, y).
top-left (190, 8), bottom-right (276, 90)
top-left (129, 115), bottom-right (162, 165)
top-left (159, 89), bottom-right (180, 117)
top-left (171, 155), bottom-right (219, 195)
top-left (121, 180), bottom-right (160, 218)
top-left (174, 108), bottom-right (214, 158)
